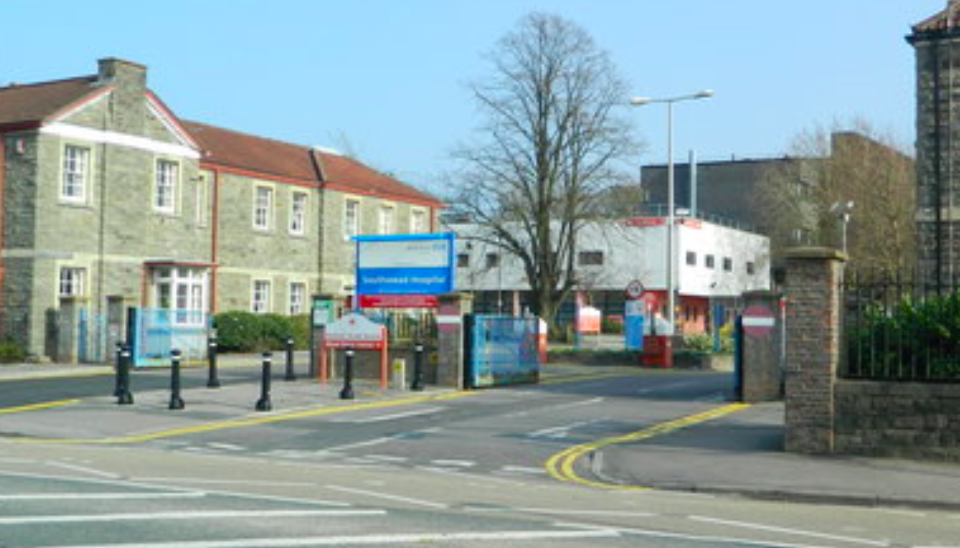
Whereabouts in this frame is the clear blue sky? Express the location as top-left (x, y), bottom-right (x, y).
top-left (0, 0), bottom-right (945, 194)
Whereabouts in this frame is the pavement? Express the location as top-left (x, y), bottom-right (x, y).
top-left (1, 355), bottom-right (959, 512)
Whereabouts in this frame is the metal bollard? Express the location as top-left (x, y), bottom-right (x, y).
top-left (284, 337), bottom-right (296, 381)
top-left (117, 344), bottom-right (134, 405)
top-left (255, 352), bottom-right (273, 411)
top-left (113, 342), bottom-right (123, 397)
top-left (168, 349), bottom-right (185, 410)
top-left (340, 348), bottom-right (355, 400)
top-left (207, 336), bottom-right (221, 388)
top-left (411, 341), bottom-right (425, 391)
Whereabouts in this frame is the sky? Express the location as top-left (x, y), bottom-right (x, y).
top-left (0, 0), bottom-right (946, 195)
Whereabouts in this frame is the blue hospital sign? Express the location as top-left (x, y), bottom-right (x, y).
top-left (355, 233), bottom-right (456, 295)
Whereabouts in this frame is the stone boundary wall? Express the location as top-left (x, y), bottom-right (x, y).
top-left (834, 380), bottom-right (960, 461)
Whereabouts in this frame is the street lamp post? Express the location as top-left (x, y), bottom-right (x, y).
top-left (631, 90), bottom-right (713, 336)
top-left (830, 200), bottom-right (855, 255)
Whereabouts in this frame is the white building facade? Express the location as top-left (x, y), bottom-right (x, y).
top-left (449, 217), bottom-right (770, 333)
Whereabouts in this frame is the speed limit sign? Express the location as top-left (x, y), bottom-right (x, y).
top-left (625, 279), bottom-right (645, 300)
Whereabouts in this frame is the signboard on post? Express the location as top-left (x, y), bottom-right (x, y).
top-left (319, 313), bottom-right (389, 390)
top-left (354, 233), bottom-right (455, 296)
top-left (742, 305), bottom-right (776, 338)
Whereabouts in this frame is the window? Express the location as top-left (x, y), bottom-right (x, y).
top-left (723, 257), bottom-right (733, 272)
top-left (578, 251), bottom-right (604, 266)
top-left (290, 192), bottom-right (308, 235)
top-left (747, 261), bottom-right (756, 275)
top-left (62, 145), bottom-right (90, 203)
top-left (485, 253), bottom-right (500, 268)
top-left (457, 253), bottom-right (470, 268)
top-left (252, 280), bottom-right (272, 314)
top-left (411, 209), bottom-right (428, 233)
top-left (152, 267), bottom-right (207, 326)
top-left (685, 251), bottom-right (697, 266)
top-left (155, 159), bottom-right (179, 213)
top-left (254, 186), bottom-right (274, 230)
top-left (289, 282), bottom-right (306, 315)
top-left (705, 254), bottom-right (716, 269)
top-left (344, 200), bottom-right (360, 240)
top-left (378, 206), bottom-right (394, 234)
top-left (59, 267), bottom-right (85, 297)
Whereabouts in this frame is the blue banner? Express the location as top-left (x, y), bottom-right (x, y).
top-left (355, 233), bottom-right (455, 296)
top-left (468, 315), bottom-right (540, 388)
top-left (356, 266), bottom-right (453, 295)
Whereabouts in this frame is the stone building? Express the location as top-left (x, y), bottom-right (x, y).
top-left (0, 58), bottom-right (442, 359)
top-left (909, 1), bottom-right (960, 285)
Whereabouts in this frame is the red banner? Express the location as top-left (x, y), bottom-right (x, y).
top-left (358, 294), bottom-right (438, 309)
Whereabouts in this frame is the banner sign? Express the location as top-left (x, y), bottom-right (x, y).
top-left (355, 233), bottom-right (455, 296)
top-left (323, 313), bottom-right (387, 350)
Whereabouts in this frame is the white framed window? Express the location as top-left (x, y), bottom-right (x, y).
top-left (61, 145), bottom-right (90, 203)
top-left (411, 209), bottom-right (428, 234)
top-left (58, 267), bottom-right (86, 297)
top-left (289, 282), bottom-right (306, 315)
top-left (252, 279), bottom-right (272, 314)
top-left (378, 205), bottom-right (394, 235)
top-left (155, 159), bottom-right (179, 214)
top-left (290, 191), bottom-right (308, 235)
top-left (254, 185), bottom-right (274, 230)
top-left (344, 199), bottom-right (360, 240)
top-left (152, 267), bottom-right (208, 326)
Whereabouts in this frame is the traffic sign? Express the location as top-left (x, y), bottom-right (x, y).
top-left (625, 279), bottom-right (645, 300)
top-left (742, 305), bottom-right (775, 338)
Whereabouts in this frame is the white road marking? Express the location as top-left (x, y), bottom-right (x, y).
top-left (548, 397), bottom-right (605, 410)
top-left (529, 419), bottom-right (600, 439)
top-left (0, 509), bottom-right (384, 525)
top-left (361, 454), bottom-right (408, 463)
top-left (46, 529), bottom-right (619, 548)
top-left (0, 492), bottom-right (206, 501)
top-left (135, 477), bottom-right (314, 488)
top-left (325, 484), bottom-right (448, 509)
top-left (499, 465), bottom-right (547, 475)
top-left (560, 521), bottom-right (863, 548)
top-left (336, 406), bottom-right (445, 423)
top-left (470, 506), bottom-right (656, 518)
top-left (205, 443), bottom-right (245, 452)
top-left (44, 461), bottom-right (121, 479)
top-left (430, 459), bottom-right (475, 468)
top-left (689, 515), bottom-right (891, 547)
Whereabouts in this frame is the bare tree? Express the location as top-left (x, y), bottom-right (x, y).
top-left (450, 12), bottom-right (637, 328)
top-left (753, 120), bottom-right (915, 273)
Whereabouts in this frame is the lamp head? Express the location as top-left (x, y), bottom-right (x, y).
top-left (630, 97), bottom-right (652, 106)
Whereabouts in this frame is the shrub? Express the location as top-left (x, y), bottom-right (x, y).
top-left (0, 340), bottom-right (26, 364)
top-left (602, 315), bottom-right (623, 334)
top-left (681, 332), bottom-right (714, 353)
top-left (214, 311), bottom-right (303, 353)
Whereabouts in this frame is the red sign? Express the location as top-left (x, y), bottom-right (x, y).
top-left (622, 217), bottom-right (666, 227)
top-left (742, 305), bottom-right (775, 338)
top-left (359, 294), bottom-right (438, 309)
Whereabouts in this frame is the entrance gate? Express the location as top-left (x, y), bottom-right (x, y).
top-left (129, 308), bottom-right (210, 367)
top-left (465, 315), bottom-right (540, 388)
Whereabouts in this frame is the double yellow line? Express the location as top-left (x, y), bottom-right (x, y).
top-left (545, 403), bottom-right (750, 490)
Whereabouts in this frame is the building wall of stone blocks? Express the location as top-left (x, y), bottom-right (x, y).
top-left (319, 188), bottom-right (436, 296)
top-left (835, 381), bottom-right (960, 461)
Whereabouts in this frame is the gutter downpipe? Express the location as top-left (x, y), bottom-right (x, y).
top-left (210, 167), bottom-right (221, 315)
top-left (0, 136), bottom-right (6, 338)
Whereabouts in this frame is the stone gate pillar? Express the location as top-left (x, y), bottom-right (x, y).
top-left (436, 292), bottom-right (473, 389)
top-left (783, 247), bottom-right (846, 454)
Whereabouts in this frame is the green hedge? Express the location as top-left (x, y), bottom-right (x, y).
top-left (213, 312), bottom-right (310, 353)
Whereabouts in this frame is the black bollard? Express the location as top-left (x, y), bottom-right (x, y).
top-left (113, 342), bottom-right (123, 397)
top-left (411, 341), bottom-right (425, 391)
top-left (116, 344), bottom-right (134, 405)
top-left (255, 352), bottom-right (273, 411)
top-left (207, 336), bottom-right (221, 388)
top-left (284, 337), bottom-right (296, 381)
top-left (339, 348), bottom-right (355, 400)
top-left (168, 349), bottom-right (185, 410)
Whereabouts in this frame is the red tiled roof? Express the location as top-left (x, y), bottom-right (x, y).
top-left (185, 120), bottom-right (442, 207)
top-left (914, 1), bottom-right (960, 33)
top-left (0, 76), bottom-right (98, 128)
